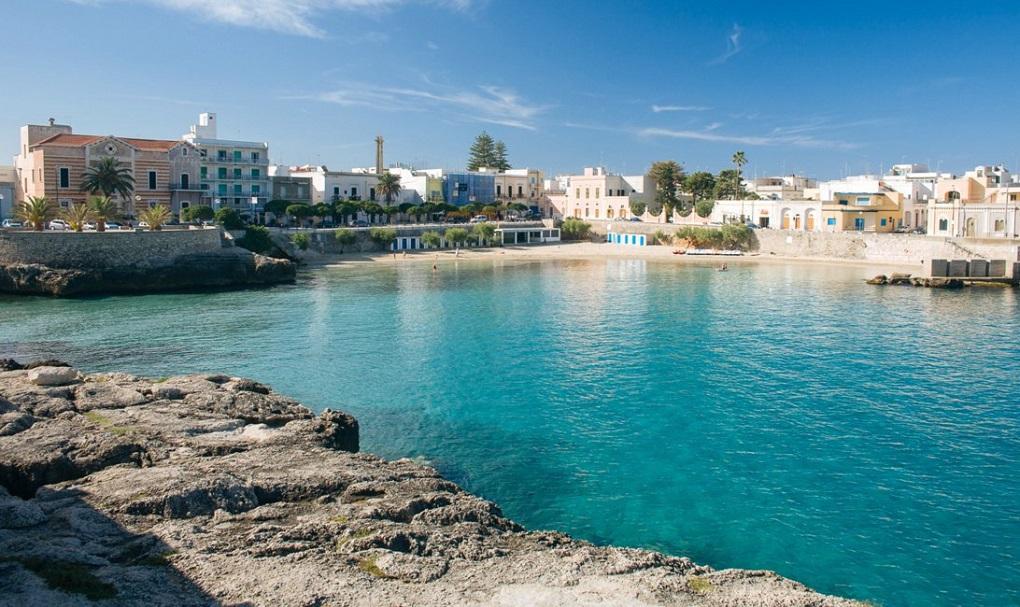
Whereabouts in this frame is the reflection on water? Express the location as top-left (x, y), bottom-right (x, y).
top-left (1, 259), bottom-right (1018, 607)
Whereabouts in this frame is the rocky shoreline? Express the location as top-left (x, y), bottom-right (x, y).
top-left (0, 361), bottom-right (864, 606)
top-left (0, 249), bottom-right (295, 296)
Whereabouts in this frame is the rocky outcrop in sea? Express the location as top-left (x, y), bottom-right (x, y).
top-left (0, 361), bottom-right (865, 606)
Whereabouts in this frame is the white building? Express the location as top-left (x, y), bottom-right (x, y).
top-left (287, 165), bottom-right (379, 204)
top-left (819, 164), bottom-right (943, 230)
top-left (548, 167), bottom-right (653, 221)
top-left (744, 175), bottom-right (817, 200)
top-left (927, 166), bottom-right (1020, 238)
top-left (183, 113), bottom-right (270, 216)
top-left (678, 199), bottom-right (824, 231)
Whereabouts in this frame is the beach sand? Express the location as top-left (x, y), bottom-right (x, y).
top-left (310, 241), bottom-right (920, 275)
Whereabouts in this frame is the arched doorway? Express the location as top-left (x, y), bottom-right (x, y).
top-left (607, 207), bottom-right (614, 219)
top-left (966, 217), bottom-right (976, 237)
top-left (793, 214), bottom-right (802, 230)
top-left (781, 208), bottom-right (791, 229)
top-left (806, 210), bottom-right (816, 231)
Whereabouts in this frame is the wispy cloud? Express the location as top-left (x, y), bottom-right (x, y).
top-left (426, 40), bottom-right (440, 50)
top-left (709, 23), bottom-right (744, 65)
top-left (652, 104), bottom-right (711, 113)
top-left (291, 82), bottom-right (548, 130)
top-left (66, 0), bottom-right (474, 38)
top-left (638, 126), bottom-right (859, 150)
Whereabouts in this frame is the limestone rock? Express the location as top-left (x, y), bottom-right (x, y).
top-left (27, 366), bottom-right (81, 387)
top-left (865, 275), bottom-right (887, 285)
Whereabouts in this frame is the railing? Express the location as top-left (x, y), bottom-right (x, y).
top-left (201, 156), bottom-right (269, 165)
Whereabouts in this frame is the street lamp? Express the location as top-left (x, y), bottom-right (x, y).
top-left (250, 196), bottom-right (258, 225)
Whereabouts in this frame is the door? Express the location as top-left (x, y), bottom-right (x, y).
top-left (854, 217), bottom-right (865, 231)
top-left (782, 216), bottom-right (790, 229)
top-left (806, 214), bottom-right (815, 230)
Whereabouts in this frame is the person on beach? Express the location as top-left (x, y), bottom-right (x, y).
top-left (433, 255), bottom-right (438, 272)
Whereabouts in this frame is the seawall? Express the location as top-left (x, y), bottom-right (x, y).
top-left (0, 227), bottom-right (224, 269)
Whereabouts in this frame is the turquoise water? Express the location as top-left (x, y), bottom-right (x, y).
top-left (2, 258), bottom-right (1018, 607)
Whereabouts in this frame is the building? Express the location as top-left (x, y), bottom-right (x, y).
top-left (481, 168), bottom-right (545, 206)
top-left (268, 165), bottom-right (313, 206)
top-left (821, 192), bottom-right (901, 232)
top-left (927, 166), bottom-right (1020, 238)
top-left (385, 167), bottom-right (444, 205)
top-left (13, 118), bottom-right (200, 217)
top-left (287, 165), bottom-right (379, 204)
top-left (182, 113), bottom-right (270, 219)
top-left (442, 171), bottom-right (495, 206)
top-left (678, 199), bottom-right (823, 231)
top-left (744, 175), bottom-right (817, 200)
top-left (819, 165), bottom-right (941, 231)
top-left (549, 167), bottom-right (652, 221)
top-left (0, 166), bottom-right (15, 219)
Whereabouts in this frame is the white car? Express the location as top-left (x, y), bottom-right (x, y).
top-left (84, 222), bottom-right (98, 231)
top-left (48, 219), bottom-right (69, 231)
top-left (469, 215), bottom-right (489, 224)
top-left (137, 221), bottom-right (150, 230)
top-left (1, 219), bottom-right (23, 228)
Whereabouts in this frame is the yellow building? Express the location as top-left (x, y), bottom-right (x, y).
top-left (822, 192), bottom-right (901, 233)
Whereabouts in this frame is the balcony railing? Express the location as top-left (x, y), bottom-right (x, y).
top-left (201, 156), bottom-right (269, 165)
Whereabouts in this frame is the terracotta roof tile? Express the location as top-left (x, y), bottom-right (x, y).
top-left (34, 133), bottom-right (181, 152)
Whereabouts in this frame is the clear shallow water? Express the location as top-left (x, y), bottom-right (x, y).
top-left (2, 258), bottom-right (1018, 607)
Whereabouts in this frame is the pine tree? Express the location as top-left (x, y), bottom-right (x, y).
top-left (467, 132), bottom-right (496, 171)
top-left (494, 141), bottom-right (511, 171)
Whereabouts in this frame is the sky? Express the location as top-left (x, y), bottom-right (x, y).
top-left (3, 0), bottom-right (1019, 179)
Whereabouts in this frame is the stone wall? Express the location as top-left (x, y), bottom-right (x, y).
top-left (0, 228), bottom-right (224, 269)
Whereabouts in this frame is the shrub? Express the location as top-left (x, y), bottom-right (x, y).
top-left (421, 231), bottom-right (442, 248)
top-left (472, 222), bottom-right (496, 245)
top-left (675, 224), bottom-right (753, 250)
top-left (139, 205), bottom-right (171, 231)
top-left (237, 225), bottom-right (274, 254)
top-left (560, 218), bottom-right (592, 240)
top-left (182, 205), bottom-right (214, 223)
top-left (444, 227), bottom-right (469, 247)
top-left (628, 200), bottom-right (647, 217)
top-left (334, 228), bottom-right (357, 253)
top-left (291, 232), bottom-right (310, 251)
top-left (215, 208), bottom-right (245, 230)
top-left (368, 227), bottom-right (397, 249)
top-left (652, 229), bottom-right (673, 246)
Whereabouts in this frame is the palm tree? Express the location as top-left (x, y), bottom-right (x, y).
top-left (81, 156), bottom-right (135, 212)
top-left (17, 196), bottom-right (54, 231)
top-left (377, 172), bottom-right (401, 205)
top-left (731, 151), bottom-right (747, 200)
top-left (139, 205), bottom-right (171, 231)
top-left (63, 202), bottom-right (93, 232)
top-left (88, 195), bottom-right (117, 232)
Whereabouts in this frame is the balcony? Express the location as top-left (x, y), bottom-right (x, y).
top-left (201, 156), bottom-right (269, 165)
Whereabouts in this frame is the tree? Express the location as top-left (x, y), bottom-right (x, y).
top-left (237, 226), bottom-right (274, 254)
top-left (139, 204), bottom-right (171, 230)
top-left (312, 203), bottom-right (332, 220)
top-left (337, 202), bottom-right (359, 226)
top-left (291, 232), bottom-right (310, 251)
top-left (467, 132), bottom-right (497, 171)
top-left (182, 205), bottom-right (215, 223)
top-left (648, 161), bottom-right (686, 222)
top-left (286, 204), bottom-right (312, 227)
top-left (731, 151), bottom-right (747, 200)
top-left (265, 199), bottom-right (291, 219)
top-left (63, 202), bottom-right (93, 232)
top-left (713, 169), bottom-right (745, 200)
top-left (17, 196), bottom-right (54, 231)
top-left (560, 218), bottom-right (592, 240)
top-left (334, 228), bottom-right (357, 253)
top-left (421, 231), bottom-right (442, 249)
top-left (472, 222), bottom-right (496, 245)
top-left (215, 207), bottom-right (245, 230)
top-left (443, 227), bottom-right (469, 248)
top-left (629, 200), bottom-right (647, 217)
top-left (695, 199), bottom-right (716, 218)
top-left (494, 141), bottom-right (511, 171)
top-left (368, 227), bottom-right (397, 250)
top-left (377, 172), bottom-right (402, 204)
top-left (81, 157), bottom-right (135, 211)
top-left (683, 172), bottom-right (716, 207)
top-left (88, 195), bottom-right (117, 232)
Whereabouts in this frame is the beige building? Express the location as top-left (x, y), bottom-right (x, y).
top-left (13, 119), bottom-right (201, 217)
top-left (678, 199), bottom-right (823, 231)
top-left (549, 167), bottom-right (653, 221)
top-left (927, 165), bottom-right (1019, 238)
top-left (822, 192), bottom-right (901, 233)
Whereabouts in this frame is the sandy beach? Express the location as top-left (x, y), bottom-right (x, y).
top-left (310, 241), bottom-right (920, 275)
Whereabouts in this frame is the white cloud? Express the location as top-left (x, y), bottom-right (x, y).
top-left (293, 82), bottom-right (548, 130)
top-left (426, 40), bottom-right (440, 50)
top-left (651, 104), bottom-right (711, 113)
top-left (67, 0), bottom-right (474, 38)
top-left (638, 126), bottom-right (859, 150)
top-left (709, 23), bottom-right (743, 65)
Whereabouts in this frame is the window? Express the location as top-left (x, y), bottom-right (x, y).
top-left (200, 167), bottom-right (208, 179)
top-left (58, 167), bottom-right (70, 188)
top-left (880, 218), bottom-right (887, 227)
top-left (217, 150), bottom-right (227, 161)
top-left (217, 167), bottom-right (227, 179)
top-left (251, 185), bottom-right (260, 195)
top-left (182, 147), bottom-right (188, 156)
top-left (148, 171), bottom-right (157, 190)
top-left (594, 208), bottom-right (600, 218)
top-left (233, 168), bottom-right (242, 179)
top-left (856, 196), bottom-right (871, 206)
top-left (181, 202), bottom-right (190, 209)
top-left (585, 188), bottom-right (590, 199)
top-left (496, 185), bottom-right (502, 197)
top-left (827, 218), bottom-right (836, 226)
top-left (233, 150), bottom-right (242, 162)
top-left (181, 174), bottom-right (190, 189)
top-left (518, 185), bottom-right (523, 197)
top-left (938, 219), bottom-right (948, 231)
top-left (233, 184), bottom-right (242, 195)
top-left (251, 168), bottom-right (260, 179)
top-left (59, 198), bottom-right (71, 208)
top-left (218, 184), bottom-right (227, 195)
top-left (595, 188), bottom-right (600, 199)
top-left (575, 188), bottom-right (580, 199)
top-left (200, 149), bottom-right (207, 158)
top-left (994, 219), bottom-right (1005, 231)
top-left (251, 152), bottom-right (260, 163)
top-left (351, 186), bottom-right (358, 199)
top-left (333, 187), bottom-right (341, 197)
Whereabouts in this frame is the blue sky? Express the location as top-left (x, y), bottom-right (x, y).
top-left (4, 0), bottom-right (1019, 178)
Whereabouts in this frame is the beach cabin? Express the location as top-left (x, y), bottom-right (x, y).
top-left (495, 226), bottom-right (561, 245)
top-left (391, 236), bottom-right (425, 250)
top-left (606, 231), bottom-right (647, 246)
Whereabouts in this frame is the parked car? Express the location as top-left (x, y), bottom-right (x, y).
top-left (628, 217), bottom-right (643, 222)
top-left (744, 222), bottom-right (761, 229)
top-left (104, 222), bottom-right (123, 230)
top-left (84, 222), bottom-right (98, 231)
top-left (470, 215), bottom-right (489, 224)
top-left (350, 219), bottom-right (370, 228)
top-left (1, 219), bottom-right (23, 228)
top-left (48, 219), bottom-right (69, 231)
top-left (911, 227), bottom-right (926, 235)
top-left (137, 222), bottom-right (150, 230)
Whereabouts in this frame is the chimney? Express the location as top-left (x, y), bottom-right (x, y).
top-left (375, 136), bottom-right (384, 175)
top-left (48, 118), bottom-right (55, 126)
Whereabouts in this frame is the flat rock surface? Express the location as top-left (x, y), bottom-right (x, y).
top-left (0, 363), bottom-right (865, 607)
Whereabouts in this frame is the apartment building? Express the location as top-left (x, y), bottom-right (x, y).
top-left (744, 175), bottom-right (817, 200)
top-left (928, 165), bottom-right (1020, 238)
top-left (550, 167), bottom-right (652, 220)
top-left (287, 165), bottom-right (379, 204)
top-left (13, 119), bottom-right (201, 217)
top-left (182, 113), bottom-right (270, 218)
top-left (268, 165), bottom-right (313, 206)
